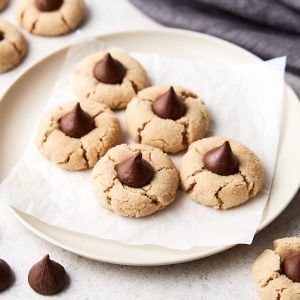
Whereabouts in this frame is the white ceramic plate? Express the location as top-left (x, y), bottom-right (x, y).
top-left (1, 29), bottom-right (300, 266)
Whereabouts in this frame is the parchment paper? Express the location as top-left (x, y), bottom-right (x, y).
top-left (0, 40), bottom-right (286, 250)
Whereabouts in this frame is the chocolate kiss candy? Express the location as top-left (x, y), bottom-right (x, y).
top-left (203, 141), bottom-right (239, 176)
top-left (93, 53), bottom-right (126, 84)
top-left (59, 103), bottom-right (95, 138)
top-left (282, 252), bottom-right (300, 282)
top-left (0, 259), bottom-right (13, 291)
top-left (35, 0), bottom-right (63, 12)
top-left (117, 152), bottom-right (154, 188)
top-left (28, 255), bottom-right (67, 295)
top-left (152, 86), bottom-right (187, 120)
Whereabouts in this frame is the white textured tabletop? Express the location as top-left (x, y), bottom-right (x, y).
top-left (0, 1), bottom-right (299, 299)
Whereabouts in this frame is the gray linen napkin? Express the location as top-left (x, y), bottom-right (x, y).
top-left (279, 0), bottom-right (300, 12)
top-left (129, 0), bottom-right (300, 74)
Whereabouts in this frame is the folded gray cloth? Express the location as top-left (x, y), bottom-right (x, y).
top-left (129, 0), bottom-right (300, 74)
top-left (196, 0), bottom-right (300, 34)
top-left (279, 0), bottom-right (300, 12)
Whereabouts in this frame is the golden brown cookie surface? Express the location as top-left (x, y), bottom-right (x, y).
top-left (15, 0), bottom-right (86, 36)
top-left (0, 0), bottom-right (7, 11)
top-left (0, 19), bottom-right (27, 73)
top-left (36, 100), bottom-right (121, 171)
top-left (252, 237), bottom-right (300, 300)
top-left (126, 85), bottom-right (209, 153)
top-left (180, 136), bottom-right (265, 209)
top-left (73, 51), bottom-right (149, 109)
top-left (92, 144), bottom-right (179, 218)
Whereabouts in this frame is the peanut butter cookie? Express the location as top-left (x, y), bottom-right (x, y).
top-left (92, 144), bottom-right (179, 217)
top-left (126, 85), bottom-right (209, 153)
top-left (15, 0), bottom-right (86, 36)
top-left (0, 19), bottom-right (26, 73)
top-left (73, 51), bottom-right (149, 109)
top-left (180, 136), bottom-right (265, 209)
top-left (36, 100), bottom-right (120, 171)
top-left (0, 0), bottom-right (7, 11)
top-left (253, 237), bottom-right (300, 300)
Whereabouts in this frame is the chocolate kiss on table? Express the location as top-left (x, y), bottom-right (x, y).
top-left (152, 87), bottom-right (187, 120)
top-left (28, 255), bottom-right (67, 295)
top-left (203, 141), bottom-right (239, 176)
top-left (282, 252), bottom-right (300, 282)
top-left (93, 53), bottom-right (126, 84)
top-left (35, 0), bottom-right (63, 12)
top-left (117, 152), bottom-right (154, 188)
top-left (0, 259), bottom-right (13, 292)
top-left (59, 103), bottom-right (95, 138)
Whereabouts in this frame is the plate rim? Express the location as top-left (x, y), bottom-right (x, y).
top-left (2, 27), bottom-right (300, 266)
top-left (7, 206), bottom-right (235, 266)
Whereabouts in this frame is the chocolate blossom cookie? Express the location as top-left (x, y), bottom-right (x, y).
top-left (92, 144), bottom-right (179, 217)
top-left (126, 85), bottom-right (209, 153)
top-left (36, 100), bottom-right (120, 171)
top-left (73, 51), bottom-right (149, 109)
top-left (0, 19), bottom-right (26, 73)
top-left (15, 0), bottom-right (86, 36)
top-left (253, 237), bottom-right (300, 300)
top-left (180, 136), bottom-right (265, 209)
top-left (0, 0), bottom-right (7, 11)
